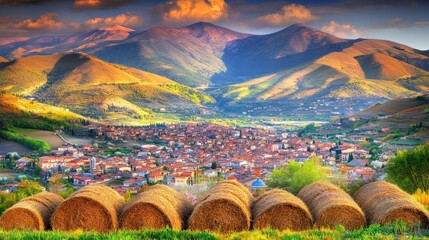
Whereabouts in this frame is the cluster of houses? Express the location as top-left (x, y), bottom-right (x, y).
top-left (1, 123), bottom-right (391, 194)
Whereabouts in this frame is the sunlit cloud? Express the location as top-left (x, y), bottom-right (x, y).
top-left (83, 13), bottom-right (143, 29)
top-left (73, 0), bottom-right (133, 9)
top-left (256, 3), bottom-right (319, 27)
top-left (14, 12), bottom-right (64, 31)
top-left (158, 0), bottom-right (229, 24)
top-left (380, 17), bottom-right (429, 29)
top-left (321, 21), bottom-right (362, 39)
top-left (11, 12), bottom-right (143, 34)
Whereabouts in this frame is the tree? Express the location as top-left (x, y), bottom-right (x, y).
top-left (211, 161), bottom-right (217, 169)
top-left (386, 143), bottom-right (429, 193)
top-left (4, 158), bottom-right (16, 169)
top-left (49, 174), bottom-right (63, 194)
top-left (139, 184), bottom-right (150, 193)
top-left (267, 157), bottom-right (327, 194)
top-left (298, 123), bottom-right (316, 137)
top-left (348, 154), bottom-right (354, 162)
top-left (59, 187), bottom-right (75, 199)
top-left (14, 180), bottom-right (43, 196)
top-left (123, 190), bottom-right (133, 204)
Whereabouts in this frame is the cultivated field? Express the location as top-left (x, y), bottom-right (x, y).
top-left (14, 128), bottom-right (64, 149)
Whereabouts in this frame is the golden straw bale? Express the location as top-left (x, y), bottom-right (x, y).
top-left (252, 189), bottom-right (313, 231)
top-left (51, 184), bottom-right (124, 232)
top-left (297, 181), bottom-right (366, 230)
top-left (120, 184), bottom-right (192, 230)
top-left (0, 192), bottom-right (64, 231)
top-left (355, 181), bottom-right (429, 227)
top-left (217, 180), bottom-right (254, 199)
top-left (197, 182), bottom-right (253, 208)
top-left (188, 181), bottom-right (253, 232)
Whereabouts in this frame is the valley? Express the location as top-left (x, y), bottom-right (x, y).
top-left (1, 0), bottom-right (429, 238)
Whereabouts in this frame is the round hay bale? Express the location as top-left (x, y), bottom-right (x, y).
top-left (354, 181), bottom-right (429, 227)
top-left (188, 180), bottom-right (253, 232)
top-left (51, 184), bottom-right (124, 232)
top-left (196, 180), bottom-right (253, 208)
top-left (0, 192), bottom-right (64, 231)
top-left (217, 180), bottom-right (254, 199)
top-left (252, 189), bottom-right (313, 231)
top-left (120, 184), bottom-right (193, 230)
top-left (297, 181), bottom-right (365, 230)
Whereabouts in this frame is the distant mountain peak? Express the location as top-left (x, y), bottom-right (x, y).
top-left (286, 23), bottom-right (308, 29)
top-left (282, 24), bottom-right (326, 34)
top-left (186, 22), bottom-right (218, 29)
top-left (97, 25), bottom-right (134, 32)
top-left (269, 23), bottom-right (345, 43)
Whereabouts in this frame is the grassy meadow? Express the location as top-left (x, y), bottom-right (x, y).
top-left (0, 223), bottom-right (428, 240)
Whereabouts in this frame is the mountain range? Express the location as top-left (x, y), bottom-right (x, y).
top-left (0, 22), bottom-right (428, 123)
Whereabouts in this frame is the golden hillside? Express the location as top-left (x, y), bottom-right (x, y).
top-left (224, 39), bottom-right (429, 101)
top-left (0, 53), bottom-right (214, 124)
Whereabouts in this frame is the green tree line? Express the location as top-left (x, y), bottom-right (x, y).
top-left (0, 129), bottom-right (51, 152)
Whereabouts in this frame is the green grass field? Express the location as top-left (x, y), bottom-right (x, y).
top-left (1, 223), bottom-right (428, 240)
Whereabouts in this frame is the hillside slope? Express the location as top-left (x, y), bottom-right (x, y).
top-left (0, 53), bottom-right (214, 124)
top-left (92, 23), bottom-right (249, 87)
top-left (223, 38), bottom-right (429, 102)
top-left (0, 93), bottom-right (87, 130)
top-left (357, 95), bottom-right (429, 119)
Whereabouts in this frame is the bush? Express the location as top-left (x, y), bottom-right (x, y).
top-left (416, 96), bottom-right (426, 101)
top-left (386, 143), bottom-right (429, 193)
top-left (0, 180), bottom-right (43, 215)
top-left (267, 157), bottom-right (326, 194)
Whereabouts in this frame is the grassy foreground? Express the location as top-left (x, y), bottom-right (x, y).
top-left (1, 223), bottom-right (429, 240)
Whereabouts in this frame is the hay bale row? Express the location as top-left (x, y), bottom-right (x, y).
top-left (355, 181), bottom-right (429, 227)
top-left (297, 181), bottom-right (366, 230)
top-left (0, 192), bottom-right (64, 231)
top-left (7, 181), bottom-right (427, 233)
top-left (120, 184), bottom-right (192, 230)
top-left (188, 180), bottom-right (254, 232)
top-left (51, 184), bottom-right (125, 232)
top-left (252, 189), bottom-right (313, 231)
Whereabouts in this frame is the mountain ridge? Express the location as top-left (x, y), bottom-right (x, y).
top-left (0, 22), bottom-right (429, 118)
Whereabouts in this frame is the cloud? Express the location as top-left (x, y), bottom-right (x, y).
top-left (381, 17), bottom-right (429, 29)
top-left (387, 18), bottom-right (403, 28)
top-left (157, 0), bottom-right (229, 24)
top-left (83, 13), bottom-right (143, 29)
top-left (72, 0), bottom-right (134, 9)
top-left (256, 3), bottom-right (319, 27)
top-left (414, 21), bottom-right (429, 27)
top-left (321, 21), bottom-right (361, 38)
top-left (14, 13), bottom-right (65, 31)
top-left (11, 12), bottom-right (143, 34)
top-left (0, 16), bottom-right (10, 24)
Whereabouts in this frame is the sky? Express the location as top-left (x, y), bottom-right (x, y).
top-left (0, 0), bottom-right (428, 50)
